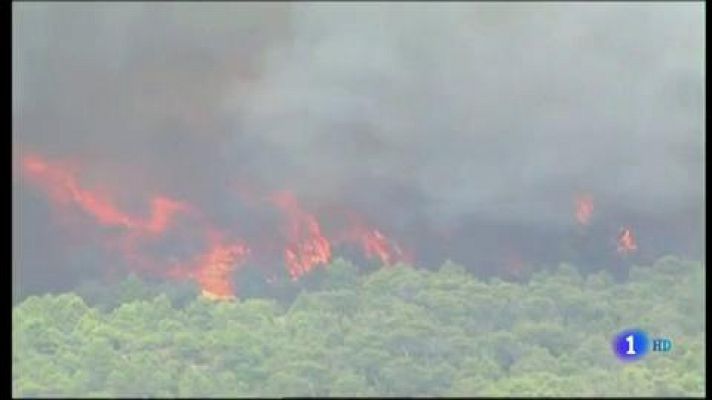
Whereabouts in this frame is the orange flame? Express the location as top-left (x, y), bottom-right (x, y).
top-left (22, 154), bottom-right (136, 228)
top-left (21, 153), bottom-right (418, 297)
top-left (617, 227), bottom-right (637, 255)
top-left (337, 212), bottom-right (411, 266)
top-left (270, 191), bottom-right (331, 280)
top-left (575, 194), bottom-right (594, 226)
top-left (357, 228), bottom-right (410, 265)
top-left (21, 154), bottom-right (188, 235)
top-left (361, 229), bottom-right (394, 264)
top-left (22, 152), bottom-right (252, 300)
top-left (195, 241), bottom-right (249, 301)
top-left (167, 230), bottom-right (250, 300)
top-left (142, 197), bottom-right (190, 234)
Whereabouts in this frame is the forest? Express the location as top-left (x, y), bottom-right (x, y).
top-left (12, 255), bottom-right (705, 397)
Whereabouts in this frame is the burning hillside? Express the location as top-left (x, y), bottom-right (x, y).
top-left (19, 151), bottom-right (648, 300)
top-left (19, 152), bottom-right (415, 299)
top-left (12, 4), bottom-right (703, 301)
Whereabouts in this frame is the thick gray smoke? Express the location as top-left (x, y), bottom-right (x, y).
top-left (13, 3), bottom-right (704, 297)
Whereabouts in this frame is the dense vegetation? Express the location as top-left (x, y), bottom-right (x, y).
top-left (13, 256), bottom-right (705, 397)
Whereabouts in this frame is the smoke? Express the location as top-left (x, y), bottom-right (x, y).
top-left (229, 4), bottom-right (703, 220)
top-left (13, 3), bottom-right (704, 297)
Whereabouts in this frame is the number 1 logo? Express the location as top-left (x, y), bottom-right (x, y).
top-left (613, 329), bottom-right (648, 361)
top-left (625, 334), bottom-right (636, 355)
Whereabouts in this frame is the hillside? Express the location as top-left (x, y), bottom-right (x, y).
top-left (12, 256), bottom-right (705, 397)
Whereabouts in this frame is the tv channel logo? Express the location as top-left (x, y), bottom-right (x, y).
top-left (612, 329), bottom-right (672, 361)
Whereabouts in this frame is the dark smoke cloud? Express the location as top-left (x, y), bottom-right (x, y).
top-left (13, 3), bottom-right (704, 297)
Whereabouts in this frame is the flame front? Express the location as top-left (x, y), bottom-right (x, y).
top-left (337, 213), bottom-right (411, 266)
top-left (270, 191), bottom-right (331, 280)
top-left (194, 239), bottom-right (249, 300)
top-left (166, 235), bottom-right (250, 301)
top-left (361, 229), bottom-right (393, 264)
top-left (358, 228), bottom-right (409, 265)
top-left (21, 154), bottom-right (188, 234)
top-left (617, 227), bottom-right (638, 255)
top-left (20, 152), bottom-right (417, 298)
top-left (143, 197), bottom-right (190, 235)
top-left (20, 154), bottom-right (412, 296)
top-left (21, 152), bottom-right (250, 300)
top-left (22, 154), bottom-right (136, 229)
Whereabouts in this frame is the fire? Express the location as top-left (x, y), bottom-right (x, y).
top-left (143, 197), bottom-right (190, 235)
top-left (355, 228), bottom-right (410, 265)
top-left (575, 194), bottom-right (594, 226)
top-left (195, 240), bottom-right (249, 301)
top-left (336, 212), bottom-right (411, 266)
top-left (617, 227), bottom-right (638, 255)
top-left (361, 229), bottom-right (394, 264)
top-left (165, 229), bottom-right (250, 300)
top-left (20, 154), bottom-right (188, 235)
top-left (20, 152), bottom-right (419, 299)
top-left (270, 191), bottom-right (331, 280)
top-left (22, 154), bottom-right (136, 228)
top-left (21, 152), bottom-right (252, 300)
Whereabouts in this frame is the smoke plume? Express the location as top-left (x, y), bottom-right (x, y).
top-left (13, 3), bottom-right (705, 298)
